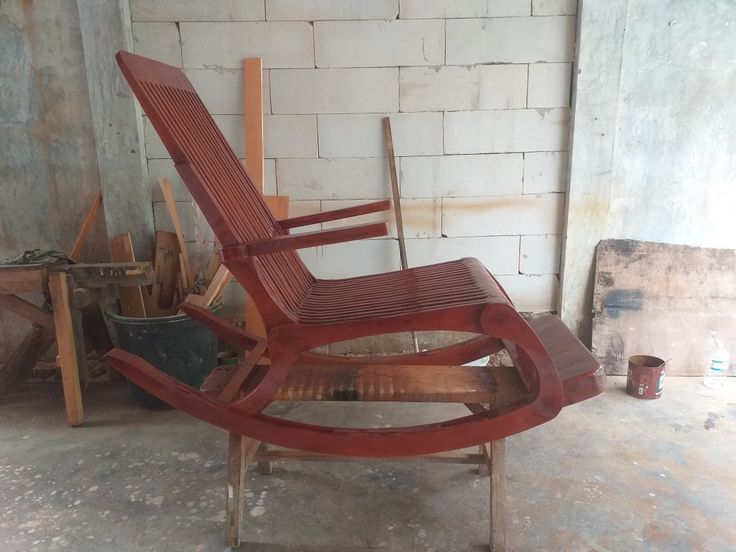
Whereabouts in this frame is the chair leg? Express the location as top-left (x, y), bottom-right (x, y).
top-left (489, 439), bottom-right (507, 552)
top-left (225, 433), bottom-right (260, 549)
top-left (478, 443), bottom-right (490, 476)
top-left (257, 443), bottom-right (273, 475)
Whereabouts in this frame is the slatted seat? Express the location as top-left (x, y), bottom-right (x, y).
top-left (298, 258), bottom-right (506, 324)
top-left (202, 362), bottom-right (526, 405)
top-left (104, 51), bottom-right (605, 458)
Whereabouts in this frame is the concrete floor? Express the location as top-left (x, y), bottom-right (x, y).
top-left (1, 377), bottom-right (735, 552)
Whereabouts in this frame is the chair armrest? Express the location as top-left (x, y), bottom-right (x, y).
top-left (277, 200), bottom-right (391, 229)
top-left (222, 222), bottom-right (388, 260)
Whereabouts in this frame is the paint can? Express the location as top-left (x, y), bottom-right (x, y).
top-left (626, 355), bottom-right (666, 400)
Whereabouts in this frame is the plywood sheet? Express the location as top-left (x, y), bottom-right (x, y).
top-left (592, 239), bottom-right (736, 375)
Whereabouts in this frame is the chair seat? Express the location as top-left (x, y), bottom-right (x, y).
top-left (297, 258), bottom-right (508, 324)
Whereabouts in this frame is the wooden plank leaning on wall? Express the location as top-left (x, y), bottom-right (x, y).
top-left (223, 57), bottom-right (289, 548)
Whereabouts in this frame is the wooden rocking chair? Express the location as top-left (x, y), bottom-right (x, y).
top-left (106, 51), bottom-right (604, 458)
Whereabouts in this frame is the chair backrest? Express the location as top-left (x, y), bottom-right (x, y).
top-left (116, 51), bottom-right (314, 325)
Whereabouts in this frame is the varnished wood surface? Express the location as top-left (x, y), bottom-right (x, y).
top-left (181, 303), bottom-right (263, 350)
top-left (199, 313), bottom-right (604, 407)
top-left (112, 51), bottom-right (605, 458)
top-left (245, 195), bottom-right (291, 337)
top-left (218, 341), bottom-right (268, 402)
top-left (278, 200), bottom-right (391, 230)
top-left (529, 314), bottom-right (604, 405)
top-left (222, 222), bottom-right (388, 259)
top-left (203, 362), bottom-right (527, 405)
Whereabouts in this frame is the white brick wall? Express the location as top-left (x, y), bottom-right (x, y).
top-left (314, 20), bottom-right (445, 68)
top-left (317, 113), bottom-right (443, 158)
top-left (444, 109), bottom-right (570, 154)
top-left (520, 234), bottom-right (562, 274)
top-left (523, 151), bottom-right (569, 194)
top-left (400, 65), bottom-right (527, 112)
top-left (312, 240), bottom-right (401, 279)
top-left (532, 0), bottom-right (578, 16)
top-left (442, 193), bottom-right (564, 237)
top-left (446, 16), bottom-right (576, 64)
top-left (267, 1), bottom-right (398, 21)
top-left (407, 236), bottom-right (520, 274)
top-left (276, 158), bottom-right (390, 200)
top-left (400, 154), bottom-right (523, 198)
top-left (132, 22), bottom-right (181, 66)
top-left (400, 0), bottom-right (531, 18)
top-left (185, 68), bottom-right (271, 114)
top-left (528, 63), bottom-right (572, 108)
top-left (180, 22), bottom-right (314, 68)
top-left (132, 1), bottom-right (575, 312)
top-left (263, 115), bottom-right (318, 159)
top-left (131, 0), bottom-right (264, 22)
top-left (321, 198), bottom-right (441, 239)
top-left (270, 69), bottom-right (398, 114)
top-left (495, 274), bottom-right (559, 312)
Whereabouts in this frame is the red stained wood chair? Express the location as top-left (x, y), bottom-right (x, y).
top-left (106, 51), bottom-right (604, 458)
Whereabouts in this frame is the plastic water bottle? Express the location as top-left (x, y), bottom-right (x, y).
top-left (704, 336), bottom-right (730, 389)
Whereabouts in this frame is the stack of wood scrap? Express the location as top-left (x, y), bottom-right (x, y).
top-left (109, 178), bottom-right (232, 318)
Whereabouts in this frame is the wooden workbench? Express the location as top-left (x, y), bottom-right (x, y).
top-left (0, 262), bottom-right (152, 425)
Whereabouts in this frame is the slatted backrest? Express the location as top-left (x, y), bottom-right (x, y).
top-left (116, 51), bottom-right (314, 324)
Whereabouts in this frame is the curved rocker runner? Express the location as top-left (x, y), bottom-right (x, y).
top-left (105, 51), bottom-right (605, 458)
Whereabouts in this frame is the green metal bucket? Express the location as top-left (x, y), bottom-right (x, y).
top-left (106, 302), bottom-right (222, 409)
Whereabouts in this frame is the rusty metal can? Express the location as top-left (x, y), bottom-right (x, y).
top-left (627, 355), bottom-right (666, 400)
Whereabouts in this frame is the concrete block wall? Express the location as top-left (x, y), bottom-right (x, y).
top-left (130, 0), bottom-right (575, 312)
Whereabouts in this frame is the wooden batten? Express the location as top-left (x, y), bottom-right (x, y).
top-left (48, 272), bottom-right (84, 427)
top-left (109, 233), bottom-right (146, 317)
top-left (241, 56), bottom-right (288, 339)
top-left (158, 178), bottom-right (193, 288)
top-left (70, 192), bottom-right (103, 260)
top-left (243, 58), bottom-right (264, 193)
top-left (152, 231), bottom-right (180, 310)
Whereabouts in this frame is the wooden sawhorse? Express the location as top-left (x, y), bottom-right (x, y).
top-left (0, 263), bottom-right (86, 425)
top-left (202, 362), bottom-right (521, 551)
top-left (0, 262), bottom-right (152, 425)
top-left (224, 437), bottom-right (507, 551)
